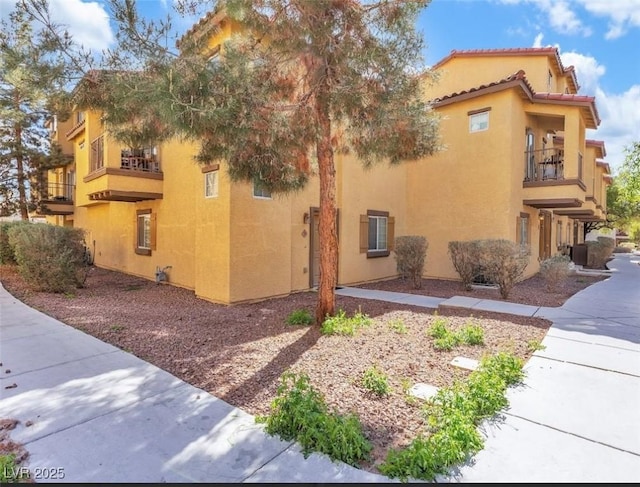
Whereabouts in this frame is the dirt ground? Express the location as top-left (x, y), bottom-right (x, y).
top-left (0, 265), bottom-right (604, 473)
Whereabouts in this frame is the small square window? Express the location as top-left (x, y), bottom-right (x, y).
top-left (205, 171), bottom-right (218, 198)
top-left (518, 215), bottom-right (529, 246)
top-left (253, 180), bottom-right (272, 199)
top-left (469, 111), bottom-right (489, 133)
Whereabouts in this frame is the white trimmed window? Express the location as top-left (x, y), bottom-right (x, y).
top-left (205, 171), bottom-right (218, 198)
top-left (517, 214), bottom-right (529, 246)
top-left (253, 180), bottom-right (272, 199)
top-left (136, 209), bottom-right (153, 256)
top-left (469, 111), bottom-right (489, 133)
top-left (360, 210), bottom-right (395, 258)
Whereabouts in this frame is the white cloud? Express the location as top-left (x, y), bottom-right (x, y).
top-left (560, 51), bottom-right (606, 95)
top-left (545, 0), bottom-right (593, 36)
top-left (47, 0), bottom-right (114, 52)
top-left (533, 32), bottom-right (544, 47)
top-left (500, 0), bottom-right (592, 36)
top-left (538, 47), bottom-right (640, 172)
top-left (576, 0), bottom-right (640, 39)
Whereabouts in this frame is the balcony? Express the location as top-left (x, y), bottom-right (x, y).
top-left (522, 147), bottom-right (586, 210)
top-left (35, 183), bottom-right (75, 215)
top-left (83, 144), bottom-right (163, 203)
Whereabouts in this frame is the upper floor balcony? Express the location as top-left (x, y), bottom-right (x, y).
top-left (34, 182), bottom-right (75, 215)
top-left (522, 147), bottom-right (587, 210)
top-left (82, 136), bottom-right (163, 203)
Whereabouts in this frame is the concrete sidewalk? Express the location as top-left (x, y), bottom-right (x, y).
top-left (1, 253), bottom-right (639, 482)
top-left (0, 285), bottom-right (391, 483)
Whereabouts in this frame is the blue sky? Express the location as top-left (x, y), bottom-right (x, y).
top-left (2, 0), bottom-right (638, 171)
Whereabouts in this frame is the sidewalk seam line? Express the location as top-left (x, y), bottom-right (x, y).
top-left (240, 441), bottom-right (296, 482)
top-left (504, 411), bottom-right (640, 458)
top-left (2, 349), bottom-right (122, 379)
top-left (530, 354), bottom-right (640, 378)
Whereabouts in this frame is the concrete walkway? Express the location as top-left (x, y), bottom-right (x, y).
top-left (1, 254), bottom-right (639, 482)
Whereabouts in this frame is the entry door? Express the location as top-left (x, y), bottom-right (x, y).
top-left (311, 209), bottom-right (321, 287)
top-left (309, 208), bottom-right (339, 288)
top-left (538, 211), bottom-right (552, 260)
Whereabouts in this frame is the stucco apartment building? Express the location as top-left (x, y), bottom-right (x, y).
top-left (37, 16), bottom-right (611, 305)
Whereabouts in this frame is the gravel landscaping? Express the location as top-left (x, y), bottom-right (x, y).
top-left (0, 265), bottom-right (604, 473)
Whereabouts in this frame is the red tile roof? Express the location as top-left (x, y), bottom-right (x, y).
top-left (432, 69), bottom-right (600, 128)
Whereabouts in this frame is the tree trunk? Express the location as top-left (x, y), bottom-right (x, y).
top-left (314, 93), bottom-right (338, 325)
top-left (14, 124), bottom-right (28, 221)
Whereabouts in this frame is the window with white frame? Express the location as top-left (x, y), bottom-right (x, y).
top-left (253, 179), bottom-right (272, 199)
top-left (557, 220), bottom-right (563, 247)
top-left (205, 171), bottom-right (219, 198)
top-left (136, 209), bottom-right (152, 256)
top-left (518, 213), bottom-right (529, 246)
top-left (369, 215), bottom-right (387, 251)
top-left (469, 110), bottom-right (489, 133)
top-left (360, 210), bottom-right (394, 258)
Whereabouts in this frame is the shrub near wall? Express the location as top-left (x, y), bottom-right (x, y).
top-left (448, 241), bottom-right (480, 291)
top-left (586, 236), bottom-right (615, 269)
top-left (478, 240), bottom-right (530, 299)
top-left (7, 223), bottom-right (90, 293)
top-left (0, 221), bottom-right (30, 265)
top-left (395, 236), bottom-right (428, 289)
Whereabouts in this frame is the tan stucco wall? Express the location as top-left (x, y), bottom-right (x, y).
top-left (425, 55), bottom-right (561, 100)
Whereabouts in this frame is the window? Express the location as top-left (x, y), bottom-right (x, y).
top-left (557, 220), bottom-right (563, 247)
top-left (205, 171), bottom-right (218, 198)
top-left (567, 222), bottom-right (571, 245)
top-left (135, 209), bottom-right (155, 256)
top-left (90, 135), bottom-right (104, 172)
top-left (547, 70), bottom-right (553, 91)
top-left (469, 111), bottom-right (489, 133)
top-left (517, 213), bottom-right (529, 246)
top-left (75, 111), bottom-right (85, 124)
top-left (360, 210), bottom-right (395, 258)
top-left (253, 179), bottom-right (272, 199)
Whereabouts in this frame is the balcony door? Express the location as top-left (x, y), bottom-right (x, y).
top-left (539, 211), bottom-right (552, 260)
top-left (525, 129), bottom-right (535, 181)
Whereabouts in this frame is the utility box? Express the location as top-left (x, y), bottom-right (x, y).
top-left (571, 244), bottom-right (588, 266)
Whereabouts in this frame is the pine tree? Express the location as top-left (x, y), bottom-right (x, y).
top-left (0, 2), bottom-right (74, 219)
top-left (45, 0), bottom-right (442, 322)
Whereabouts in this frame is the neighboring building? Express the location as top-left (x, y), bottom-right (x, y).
top-left (38, 19), bottom-right (612, 304)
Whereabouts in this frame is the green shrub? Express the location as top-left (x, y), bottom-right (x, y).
top-left (477, 239), bottom-right (530, 299)
top-left (0, 453), bottom-right (30, 483)
top-left (427, 316), bottom-right (450, 339)
top-left (539, 254), bottom-right (571, 291)
top-left (394, 235), bottom-right (428, 289)
top-left (447, 241), bottom-right (481, 291)
top-left (257, 372), bottom-right (372, 466)
top-left (286, 308), bottom-right (314, 326)
top-left (0, 221), bottom-right (30, 265)
top-left (7, 223), bottom-right (90, 293)
top-left (321, 308), bottom-right (372, 336)
top-left (387, 318), bottom-right (407, 334)
top-left (380, 352), bottom-right (524, 481)
top-left (428, 317), bottom-right (484, 350)
top-left (459, 323), bottom-right (484, 346)
top-left (361, 366), bottom-right (390, 397)
top-left (527, 340), bottom-right (546, 352)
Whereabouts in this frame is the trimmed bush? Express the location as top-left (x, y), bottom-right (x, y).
top-left (448, 241), bottom-right (480, 291)
top-left (586, 236), bottom-right (615, 269)
top-left (394, 236), bottom-right (428, 289)
top-left (7, 223), bottom-right (90, 293)
top-left (0, 221), bottom-right (30, 265)
top-left (539, 254), bottom-right (571, 292)
top-left (477, 239), bottom-right (530, 299)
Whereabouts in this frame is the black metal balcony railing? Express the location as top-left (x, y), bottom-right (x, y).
top-left (524, 148), bottom-right (564, 182)
top-left (41, 182), bottom-right (75, 201)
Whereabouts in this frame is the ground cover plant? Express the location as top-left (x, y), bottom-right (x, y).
top-left (0, 264), bottom-right (602, 475)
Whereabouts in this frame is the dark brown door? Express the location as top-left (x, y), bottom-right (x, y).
top-left (538, 211), bottom-right (552, 260)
